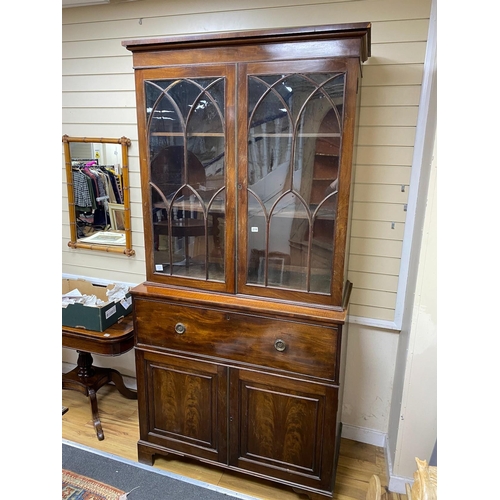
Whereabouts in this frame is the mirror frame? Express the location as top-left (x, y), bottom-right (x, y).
top-left (62, 135), bottom-right (135, 256)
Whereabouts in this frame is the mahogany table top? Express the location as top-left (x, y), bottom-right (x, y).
top-left (62, 316), bottom-right (134, 357)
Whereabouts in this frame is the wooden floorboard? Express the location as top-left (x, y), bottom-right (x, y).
top-left (62, 383), bottom-right (407, 500)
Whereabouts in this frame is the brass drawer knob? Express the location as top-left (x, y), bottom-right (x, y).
top-left (274, 339), bottom-right (286, 352)
top-left (175, 323), bottom-right (186, 335)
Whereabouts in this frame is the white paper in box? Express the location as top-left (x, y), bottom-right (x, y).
top-left (62, 278), bottom-right (132, 331)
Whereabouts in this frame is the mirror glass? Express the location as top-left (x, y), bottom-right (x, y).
top-left (63, 135), bottom-right (135, 256)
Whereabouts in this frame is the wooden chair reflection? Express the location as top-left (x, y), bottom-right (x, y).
top-left (151, 146), bottom-right (223, 263)
top-left (249, 249), bottom-right (291, 286)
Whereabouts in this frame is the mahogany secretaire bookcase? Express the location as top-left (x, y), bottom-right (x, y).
top-left (123, 23), bottom-right (371, 500)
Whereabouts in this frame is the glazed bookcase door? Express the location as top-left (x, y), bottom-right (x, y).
top-left (237, 59), bottom-right (359, 307)
top-left (137, 65), bottom-right (236, 292)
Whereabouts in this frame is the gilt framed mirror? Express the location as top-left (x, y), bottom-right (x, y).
top-left (62, 135), bottom-right (135, 256)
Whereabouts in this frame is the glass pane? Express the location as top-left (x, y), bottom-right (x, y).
top-left (147, 77), bottom-right (225, 281)
top-left (207, 191), bottom-right (226, 281)
top-left (146, 80), bottom-right (184, 136)
top-left (246, 71), bottom-right (345, 294)
top-left (248, 76), bottom-right (292, 210)
top-left (269, 193), bottom-right (309, 290)
top-left (247, 193), bottom-right (266, 285)
top-left (310, 199), bottom-right (336, 293)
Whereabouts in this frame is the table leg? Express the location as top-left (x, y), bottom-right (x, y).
top-left (108, 369), bottom-right (137, 399)
top-left (88, 387), bottom-right (105, 441)
top-left (62, 350), bottom-right (137, 441)
top-left (77, 351), bottom-right (95, 378)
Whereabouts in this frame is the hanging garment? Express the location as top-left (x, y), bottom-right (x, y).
top-left (104, 168), bottom-right (122, 204)
top-left (99, 169), bottom-right (117, 204)
top-left (72, 169), bottom-right (94, 211)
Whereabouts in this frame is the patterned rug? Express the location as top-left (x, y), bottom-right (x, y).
top-left (63, 441), bottom-right (246, 500)
top-left (62, 469), bottom-right (127, 500)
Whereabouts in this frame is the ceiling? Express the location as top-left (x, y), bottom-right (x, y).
top-left (63, 0), bottom-right (140, 7)
top-left (63, 0), bottom-right (109, 7)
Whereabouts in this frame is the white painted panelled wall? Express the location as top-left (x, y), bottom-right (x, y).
top-left (62, 0), bottom-right (435, 491)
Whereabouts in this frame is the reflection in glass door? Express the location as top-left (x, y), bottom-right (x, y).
top-left (246, 72), bottom-right (345, 294)
top-left (145, 77), bottom-right (226, 281)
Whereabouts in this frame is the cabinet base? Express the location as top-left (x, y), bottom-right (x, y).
top-left (291, 487), bottom-right (334, 500)
top-left (136, 440), bottom-right (335, 500)
top-left (137, 441), bottom-right (156, 466)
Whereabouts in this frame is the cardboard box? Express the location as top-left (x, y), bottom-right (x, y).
top-left (62, 279), bottom-right (133, 332)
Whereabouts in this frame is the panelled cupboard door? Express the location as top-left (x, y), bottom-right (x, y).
top-left (137, 351), bottom-right (228, 464)
top-left (229, 368), bottom-right (339, 491)
top-left (134, 64), bottom-right (237, 293)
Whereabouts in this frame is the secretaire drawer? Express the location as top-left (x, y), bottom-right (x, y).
top-left (134, 299), bottom-right (340, 381)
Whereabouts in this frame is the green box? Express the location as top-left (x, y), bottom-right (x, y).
top-left (62, 279), bottom-right (132, 332)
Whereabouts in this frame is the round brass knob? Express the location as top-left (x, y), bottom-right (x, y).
top-left (274, 339), bottom-right (286, 352)
top-left (175, 323), bottom-right (186, 335)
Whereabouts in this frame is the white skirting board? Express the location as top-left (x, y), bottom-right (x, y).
top-left (340, 423), bottom-right (386, 447)
top-left (341, 424), bottom-right (412, 494)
